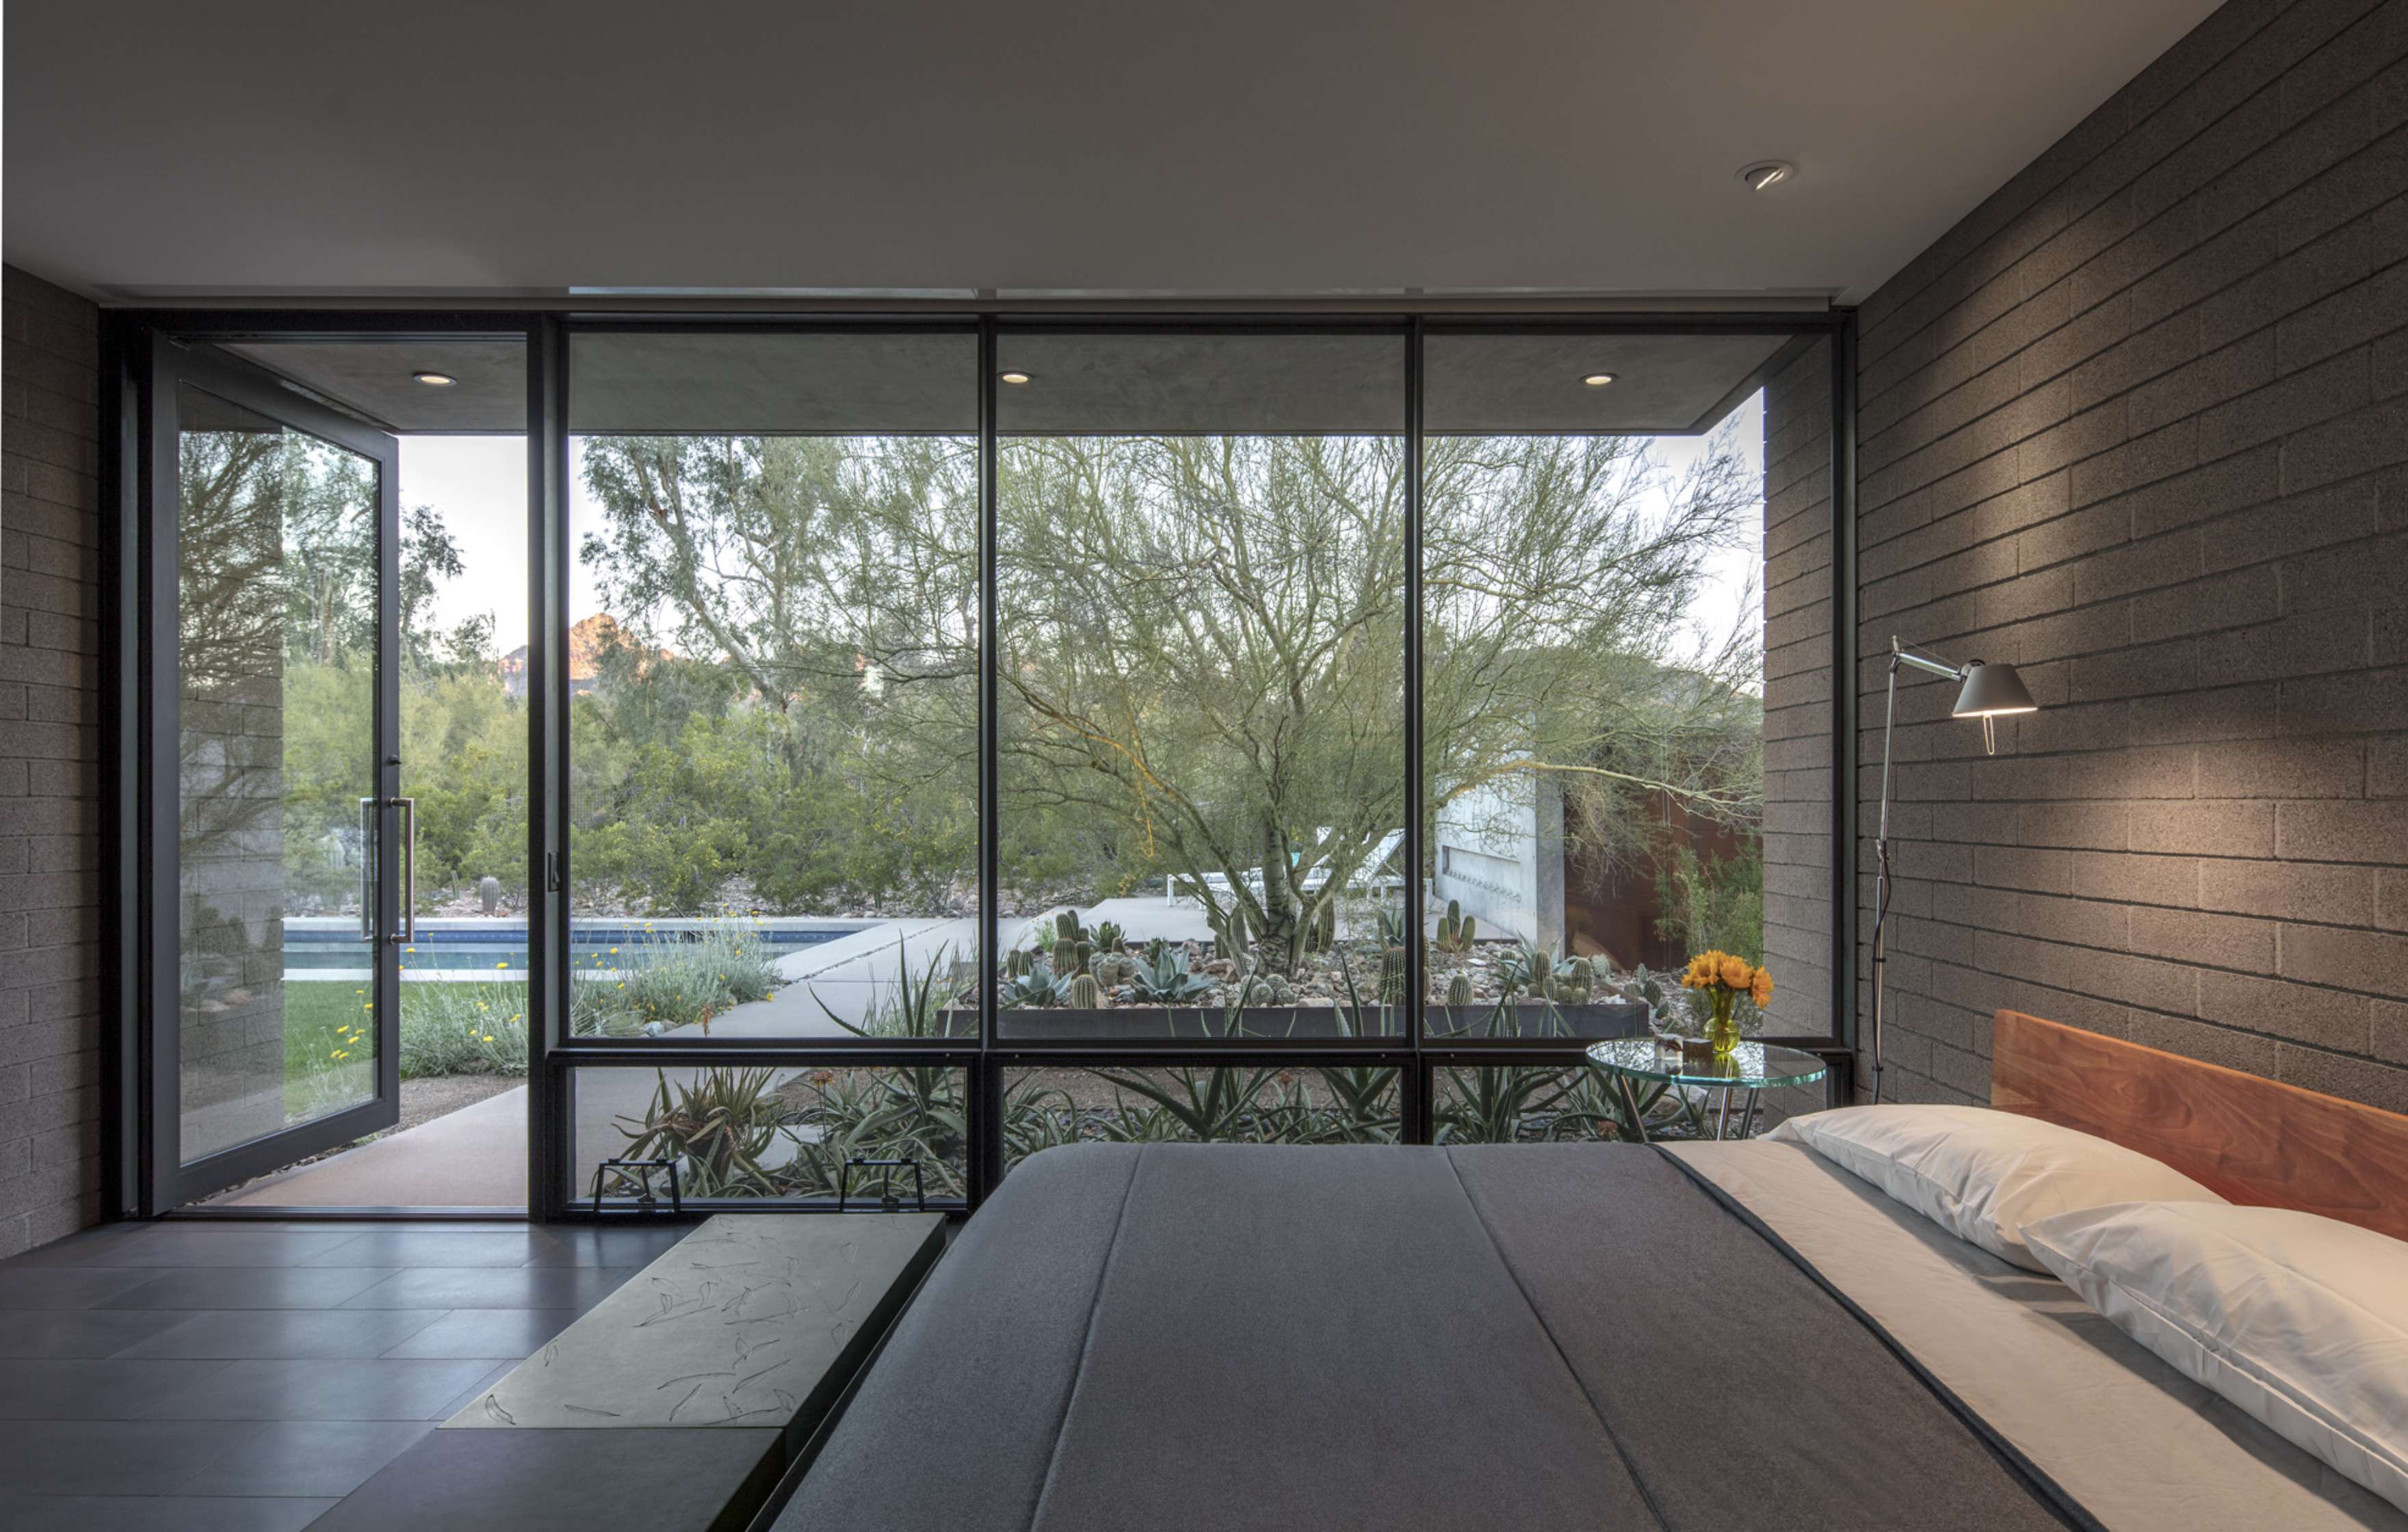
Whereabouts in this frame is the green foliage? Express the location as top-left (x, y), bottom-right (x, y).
top-left (1069, 973), bottom-right (1103, 1008)
top-left (1435, 899), bottom-right (1477, 955)
top-left (1445, 970), bottom-right (1474, 1007)
top-left (1653, 839), bottom-right (1766, 968)
top-left (1126, 947), bottom-right (1215, 1005)
top-left (400, 984), bottom-right (530, 1077)
top-left (614, 1068), bottom-right (791, 1198)
top-left (999, 959), bottom-right (1071, 1009)
top-left (571, 922), bottom-right (781, 1038)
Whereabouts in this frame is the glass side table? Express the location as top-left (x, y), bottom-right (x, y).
top-left (1584, 1038), bottom-right (1829, 1143)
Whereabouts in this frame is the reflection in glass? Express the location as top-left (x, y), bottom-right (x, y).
top-left (176, 384), bottom-right (380, 1160)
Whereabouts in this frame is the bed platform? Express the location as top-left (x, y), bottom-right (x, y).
top-left (771, 1012), bottom-right (2408, 1531)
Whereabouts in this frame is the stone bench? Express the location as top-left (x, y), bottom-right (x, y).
top-left (311, 1212), bottom-right (945, 1532)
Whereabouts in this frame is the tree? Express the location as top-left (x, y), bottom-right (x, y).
top-left (571, 419), bottom-right (1766, 963)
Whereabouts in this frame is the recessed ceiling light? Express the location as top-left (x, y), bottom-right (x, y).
top-left (999, 371), bottom-right (1032, 385)
top-left (413, 371), bottom-right (458, 387)
top-left (1737, 160), bottom-right (1794, 192)
top-left (1581, 373), bottom-right (1616, 388)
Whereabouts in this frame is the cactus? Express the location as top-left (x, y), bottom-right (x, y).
top-left (1538, 954), bottom-right (1595, 1007)
top-left (1095, 920), bottom-right (1125, 953)
top-left (1209, 908), bottom-right (1251, 960)
top-left (1307, 899), bottom-right (1336, 953)
top-left (1238, 972), bottom-right (1298, 1007)
top-left (1435, 899), bottom-right (1478, 955)
top-left (1378, 945), bottom-right (1407, 1005)
top-left (1093, 953), bottom-right (1140, 988)
top-left (1445, 970), bottom-right (1474, 1007)
top-left (1069, 973), bottom-right (1103, 1008)
top-left (1008, 948), bottom-right (1034, 979)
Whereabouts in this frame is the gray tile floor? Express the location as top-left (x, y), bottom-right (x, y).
top-left (0, 1218), bottom-right (696, 1529)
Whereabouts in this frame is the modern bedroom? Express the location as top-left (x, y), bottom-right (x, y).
top-left (1, 1), bottom-right (2404, 1529)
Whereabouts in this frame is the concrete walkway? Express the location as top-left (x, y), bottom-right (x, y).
top-left (212, 1085), bottom-right (529, 1210)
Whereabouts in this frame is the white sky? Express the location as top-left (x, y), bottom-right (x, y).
top-left (403, 399), bottom-right (1766, 674)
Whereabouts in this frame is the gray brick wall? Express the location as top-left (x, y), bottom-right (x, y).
top-left (1853, 0), bottom-right (2408, 1111)
top-left (1762, 339), bottom-right (1836, 1043)
top-left (1, 265), bottom-right (105, 1255)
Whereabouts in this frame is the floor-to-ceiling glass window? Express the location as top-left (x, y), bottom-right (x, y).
top-left (1419, 330), bottom-right (1834, 1139)
top-left (990, 330), bottom-right (1408, 1159)
top-left (564, 329), bottom-right (980, 1201)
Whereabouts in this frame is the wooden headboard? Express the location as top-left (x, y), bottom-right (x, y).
top-left (1991, 1009), bottom-right (2408, 1243)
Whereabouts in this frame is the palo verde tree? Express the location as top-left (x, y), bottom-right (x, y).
top-left (571, 417), bottom-right (1763, 967)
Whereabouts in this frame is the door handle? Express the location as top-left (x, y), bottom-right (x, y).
top-left (358, 797), bottom-right (378, 940)
top-left (387, 797), bottom-right (416, 945)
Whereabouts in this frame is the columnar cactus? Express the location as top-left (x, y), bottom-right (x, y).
top-left (1069, 973), bottom-right (1102, 1008)
top-left (1435, 899), bottom-right (1477, 955)
top-left (1073, 939), bottom-right (1094, 976)
top-left (1378, 945), bottom-right (1407, 1005)
top-left (1008, 948), bottom-right (1034, 979)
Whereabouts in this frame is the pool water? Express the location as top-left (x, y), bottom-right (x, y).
top-left (280, 923), bottom-right (851, 971)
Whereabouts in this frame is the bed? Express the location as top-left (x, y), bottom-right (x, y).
top-left (775, 1013), bottom-right (2408, 1531)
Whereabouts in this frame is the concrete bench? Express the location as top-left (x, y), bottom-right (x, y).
top-left (311, 1213), bottom-right (945, 1532)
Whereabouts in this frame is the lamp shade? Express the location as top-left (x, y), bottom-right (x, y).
top-left (1952, 661), bottom-right (2037, 717)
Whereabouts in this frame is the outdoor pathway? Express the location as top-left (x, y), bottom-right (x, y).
top-left (211, 1089), bottom-right (529, 1212)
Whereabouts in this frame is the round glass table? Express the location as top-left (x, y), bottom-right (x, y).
top-left (1584, 1038), bottom-right (1829, 1141)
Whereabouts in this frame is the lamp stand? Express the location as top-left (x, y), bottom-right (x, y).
top-left (1868, 637), bottom-right (1995, 1106)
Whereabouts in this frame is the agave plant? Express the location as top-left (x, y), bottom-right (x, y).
top-left (614, 1066), bottom-right (796, 1198)
top-left (1000, 959), bottom-right (1071, 1009)
top-left (1127, 946), bottom-right (1215, 1005)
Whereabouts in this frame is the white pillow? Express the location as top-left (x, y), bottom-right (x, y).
top-left (2024, 1201), bottom-right (2408, 1514)
top-left (1762, 1104), bottom-right (2225, 1270)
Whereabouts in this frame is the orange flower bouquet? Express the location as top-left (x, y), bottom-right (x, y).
top-left (1680, 949), bottom-right (1773, 1056)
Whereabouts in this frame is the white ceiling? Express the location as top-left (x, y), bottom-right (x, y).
top-left (3, 1), bottom-right (2220, 308)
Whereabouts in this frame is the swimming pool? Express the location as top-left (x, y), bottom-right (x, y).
top-left (280, 919), bottom-right (865, 972)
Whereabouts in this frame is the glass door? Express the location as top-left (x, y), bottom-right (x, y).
top-left (146, 339), bottom-right (404, 1208)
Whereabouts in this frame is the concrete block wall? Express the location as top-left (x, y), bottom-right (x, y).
top-left (0, 265), bottom-right (106, 1255)
top-left (1760, 337), bottom-right (1836, 1039)
top-left (1853, 0), bottom-right (2408, 1110)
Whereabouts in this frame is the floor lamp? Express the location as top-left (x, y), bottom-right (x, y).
top-left (1869, 637), bottom-right (2038, 1103)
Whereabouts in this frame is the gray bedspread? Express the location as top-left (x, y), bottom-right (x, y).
top-left (775, 1143), bottom-right (2086, 1531)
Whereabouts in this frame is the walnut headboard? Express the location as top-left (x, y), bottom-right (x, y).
top-left (1991, 1009), bottom-right (2408, 1243)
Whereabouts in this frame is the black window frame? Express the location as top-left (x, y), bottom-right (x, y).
top-left (105, 306), bottom-right (1857, 1221)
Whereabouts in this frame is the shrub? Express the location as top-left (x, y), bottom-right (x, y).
top-left (400, 983), bottom-right (530, 1077)
top-left (572, 919), bottom-right (782, 1038)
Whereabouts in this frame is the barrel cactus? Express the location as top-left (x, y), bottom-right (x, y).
top-left (1069, 973), bottom-right (1103, 1009)
top-left (1445, 970), bottom-right (1474, 1007)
